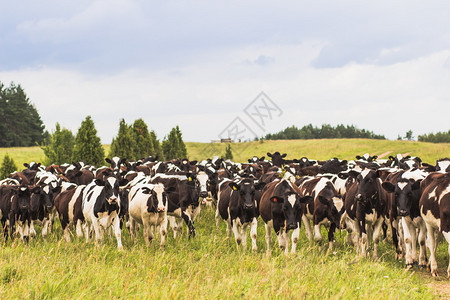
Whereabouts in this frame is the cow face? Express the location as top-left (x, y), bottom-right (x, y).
top-left (229, 179), bottom-right (257, 210)
top-left (30, 184), bottom-right (57, 212)
top-left (17, 186), bottom-right (32, 216)
top-left (355, 169), bottom-right (382, 204)
top-left (142, 184), bottom-right (173, 212)
top-left (96, 176), bottom-right (120, 205)
top-left (195, 171), bottom-right (210, 199)
top-left (267, 152), bottom-right (287, 167)
top-left (105, 157), bottom-right (127, 173)
top-left (382, 179), bottom-right (421, 216)
top-left (270, 180), bottom-right (304, 230)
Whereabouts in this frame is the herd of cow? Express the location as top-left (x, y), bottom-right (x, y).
top-left (0, 152), bottom-right (449, 278)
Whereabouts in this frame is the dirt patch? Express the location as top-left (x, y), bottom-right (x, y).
top-left (427, 281), bottom-right (450, 298)
top-left (377, 151), bottom-right (393, 159)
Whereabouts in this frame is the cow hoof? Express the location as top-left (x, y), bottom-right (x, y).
top-left (406, 263), bottom-right (413, 270)
top-left (252, 247), bottom-right (258, 252)
top-left (418, 264), bottom-right (426, 270)
top-left (431, 271), bottom-right (438, 277)
top-left (412, 261), bottom-right (418, 266)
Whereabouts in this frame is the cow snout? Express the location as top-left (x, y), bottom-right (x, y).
top-left (157, 206), bottom-right (165, 212)
top-left (200, 191), bottom-right (208, 198)
top-left (355, 194), bottom-right (362, 201)
top-left (398, 209), bottom-right (408, 216)
top-left (243, 203), bottom-right (254, 210)
top-left (286, 223), bottom-right (298, 231)
top-left (109, 196), bottom-right (118, 204)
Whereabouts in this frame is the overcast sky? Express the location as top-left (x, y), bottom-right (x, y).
top-left (1, 1), bottom-right (449, 143)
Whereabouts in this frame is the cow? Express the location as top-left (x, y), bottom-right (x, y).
top-left (259, 178), bottom-right (306, 254)
top-left (54, 185), bottom-right (86, 242)
top-left (128, 183), bottom-right (174, 248)
top-left (216, 177), bottom-right (264, 251)
top-left (297, 176), bottom-right (342, 252)
top-left (419, 173), bottom-right (450, 278)
top-left (267, 152), bottom-right (287, 167)
top-left (422, 158), bottom-right (450, 173)
top-left (82, 175), bottom-right (124, 249)
top-left (28, 183), bottom-right (61, 238)
top-left (382, 171), bottom-right (427, 267)
top-left (342, 168), bottom-right (387, 258)
top-left (65, 164), bottom-right (94, 185)
top-left (0, 185), bottom-right (32, 242)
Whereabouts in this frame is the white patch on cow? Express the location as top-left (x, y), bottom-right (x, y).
top-left (333, 197), bottom-right (343, 211)
top-left (363, 153), bottom-right (369, 160)
top-left (360, 169), bottom-right (371, 179)
top-left (428, 187), bottom-right (437, 200)
top-left (107, 177), bottom-right (117, 189)
top-left (397, 182), bottom-right (408, 191)
top-left (287, 194), bottom-right (296, 208)
top-left (438, 184), bottom-right (450, 205)
top-left (437, 160), bottom-right (450, 173)
top-left (312, 178), bottom-right (330, 201)
top-left (421, 209), bottom-right (440, 229)
top-left (42, 185), bottom-right (50, 194)
top-left (402, 169), bottom-right (427, 181)
top-left (396, 154), bottom-right (403, 161)
top-left (112, 156), bottom-right (120, 166)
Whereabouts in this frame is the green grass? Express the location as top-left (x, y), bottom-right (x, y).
top-left (186, 139), bottom-right (450, 164)
top-left (0, 208), bottom-right (446, 299)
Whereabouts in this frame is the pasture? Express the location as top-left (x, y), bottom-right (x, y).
top-left (0, 139), bottom-right (449, 299)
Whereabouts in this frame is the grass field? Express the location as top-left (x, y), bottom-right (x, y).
top-left (0, 139), bottom-right (449, 298)
top-left (0, 207), bottom-right (448, 299)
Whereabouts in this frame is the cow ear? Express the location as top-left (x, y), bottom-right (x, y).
top-left (248, 159), bottom-right (252, 163)
top-left (119, 158), bottom-right (127, 165)
top-left (389, 156), bottom-right (395, 161)
top-left (190, 160), bottom-right (198, 165)
top-left (95, 179), bottom-right (105, 186)
top-left (412, 180), bottom-right (421, 191)
top-left (31, 186), bottom-right (41, 194)
top-left (299, 195), bottom-right (313, 203)
top-left (372, 156), bottom-right (378, 161)
top-left (52, 186), bottom-right (62, 194)
top-left (381, 182), bottom-right (395, 193)
top-left (229, 182), bottom-right (239, 191)
top-left (356, 156), bottom-right (362, 160)
top-left (119, 179), bottom-right (129, 186)
top-left (348, 170), bottom-right (359, 179)
top-left (281, 153), bottom-right (287, 158)
top-left (105, 158), bottom-right (112, 164)
top-left (141, 187), bottom-right (151, 194)
top-left (254, 181), bottom-right (266, 190)
top-left (260, 156), bottom-right (265, 161)
top-left (338, 172), bottom-right (349, 180)
top-left (165, 186), bottom-right (176, 194)
top-left (270, 196), bottom-right (283, 203)
top-left (422, 163), bottom-right (436, 172)
top-left (23, 163), bottom-right (30, 168)
top-left (267, 152), bottom-right (272, 157)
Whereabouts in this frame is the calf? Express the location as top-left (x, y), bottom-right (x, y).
top-left (216, 178), bottom-right (264, 251)
top-left (259, 178), bottom-right (306, 254)
top-left (419, 173), bottom-right (450, 278)
top-left (297, 176), bottom-right (342, 251)
top-left (128, 183), bottom-right (174, 248)
top-left (29, 183), bottom-right (61, 238)
top-left (54, 185), bottom-right (86, 242)
top-left (82, 176), bottom-right (124, 249)
top-left (343, 169), bottom-right (387, 258)
top-left (0, 185), bottom-right (32, 242)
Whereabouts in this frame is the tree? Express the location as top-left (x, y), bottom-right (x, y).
top-left (405, 130), bottom-right (414, 141)
top-left (150, 130), bottom-right (164, 160)
top-left (40, 123), bottom-right (75, 165)
top-left (224, 144), bottom-right (233, 160)
top-left (109, 119), bottom-right (135, 160)
top-left (132, 118), bottom-right (155, 160)
top-left (72, 116), bottom-right (105, 166)
top-left (0, 154), bottom-right (17, 179)
top-left (0, 82), bottom-right (45, 147)
top-left (162, 125), bottom-right (187, 160)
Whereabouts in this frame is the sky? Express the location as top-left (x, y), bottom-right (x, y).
top-left (1, 1), bottom-right (449, 143)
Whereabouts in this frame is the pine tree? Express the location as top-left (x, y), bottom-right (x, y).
top-left (41, 123), bottom-right (75, 165)
top-left (109, 119), bottom-right (135, 160)
top-left (72, 116), bottom-right (105, 167)
top-left (132, 118), bottom-right (154, 160)
top-left (162, 126), bottom-right (187, 160)
top-left (224, 144), bottom-right (233, 160)
top-left (175, 125), bottom-right (187, 158)
top-left (0, 154), bottom-right (17, 179)
top-left (150, 130), bottom-right (164, 160)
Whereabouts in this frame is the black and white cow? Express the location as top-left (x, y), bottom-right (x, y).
top-left (297, 176), bottom-right (342, 251)
top-left (342, 168), bottom-right (388, 258)
top-left (259, 178), bottom-right (306, 254)
top-left (419, 173), bottom-right (450, 278)
top-left (216, 177), bottom-right (264, 251)
top-left (128, 183), bottom-right (174, 248)
top-left (82, 175), bottom-right (124, 249)
top-left (0, 185), bottom-right (32, 242)
top-left (267, 152), bottom-right (287, 167)
top-left (54, 185), bottom-right (86, 242)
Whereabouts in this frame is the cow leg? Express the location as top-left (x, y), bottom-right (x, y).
top-left (181, 211), bottom-right (196, 238)
top-left (391, 218), bottom-right (402, 260)
top-left (92, 219), bottom-right (103, 246)
top-left (241, 223), bottom-right (249, 251)
top-left (168, 216), bottom-right (180, 238)
top-left (215, 204), bottom-right (221, 232)
top-left (76, 219), bottom-right (84, 239)
top-left (313, 224), bottom-right (322, 242)
top-left (112, 216), bottom-right (123, 250)
top-left (160, 215), bottom-right (168, 250)
top-left (41, 218), bottom-right (50, 239)
top-left (83, 222), bottom-right (90, 243)
top-left (29, 220), bottom-right (36, 238)
top-left (425, 224), bottom-right (438, 277)
top-left (277, 228), bottom-right (288, 254)
top-left (327, 223), bottom-right (337, 253)
top-left (250, 217), bottom-right (258, 252)
top-left (265, 221), bottom-right (273, 255)
top-left (225, 219), bottom-right (232, 240)
top-left (1, 219), bottom-right (7, 242)
top-left (291, 224), bottom-right (300, 254)
top-left (302, 215), bottom-right (313, 242)
top-left (143, 221), bottom-right (152, 247)
top-left (129, 217), bottom-right (137, 242)
top-left (417, 219), bottom-right (428, 268)
top-left (372, 218), bottom-right (384, 259)
top-left (22, 220), bottom-right (30, 243)
top-left (231, 219), bottom-right (242, 249)
top-left (402, 217), bottom-right (418, 266)
top-left (443, 231), bottom-right (450, 279)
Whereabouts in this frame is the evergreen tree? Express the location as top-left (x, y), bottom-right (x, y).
top-left (109, 119), bottom-right (135, 160)
top-left (224, 144), bottom-right (233, 160)
top-left (0, 82), bottom-right (45, 147)
top-left (72, 116), bottom-right (105, 166)
top-left (162, 126), bottom-right (187, 160)
top-left (41, 123), bottom-right (75, 165)
top-left (0, 154), bottom-right (17, 179)
top-left (150, 130), bottom-right (164, 160)
top-left (132, 118), bottom-right (154, 160)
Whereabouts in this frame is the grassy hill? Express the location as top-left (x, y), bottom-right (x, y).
top-left (0, 139), bottom-right (448, 168)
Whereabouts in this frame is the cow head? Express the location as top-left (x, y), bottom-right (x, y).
top-left (95, 176), bottom-right (121, 205)
top-left (382, 179), bottom-right (421, 216)
top-left (315, 179), bottom-right (342, 226)
top-left (105, 157), bottom-right (127, 174)
top-left (270, 180), bottom-right (306, 230)
top-left (17, 186), bottom-right (32, 216)
top-left (267, 152), bottom-right (287, 167)
top-left (195, 171), bottom-right (210, 199)
top-left (355, 169), bottom-right (382, 204)
top-left (229, 178), bottom-right (259, 210)
top-left (142, 184), bottom-right (175, 212)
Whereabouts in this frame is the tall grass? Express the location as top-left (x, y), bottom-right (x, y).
top-left (0, 208), bottom-right (447, 299)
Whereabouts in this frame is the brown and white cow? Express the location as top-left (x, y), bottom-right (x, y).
top-left (297, 176), bottom-right (342, 251)
top-left (54, 184), bottom-right (86, 242)
top-left (259, 178), bottom-right (306, 254)
top-left (419, 173), bottom-right (450, 278)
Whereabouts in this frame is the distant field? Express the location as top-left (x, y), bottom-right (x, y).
top-left (0, 139), bottom-right (448, 168)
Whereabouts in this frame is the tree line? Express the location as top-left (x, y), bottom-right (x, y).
top-left (418, 130), bottom-right (450, 143)
top-left (264, 124), bottom-right (386, 140)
